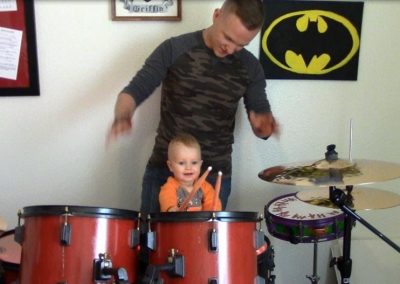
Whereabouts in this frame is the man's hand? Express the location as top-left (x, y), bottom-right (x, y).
top-left (248, 111), bottom-right (280, 139)
top-left (106, 93), bottom-right (136, 146)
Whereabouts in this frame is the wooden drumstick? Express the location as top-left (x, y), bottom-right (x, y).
top-left (178, 166), bottom-right (212, 211)
top-left (212, 171), bottom-right (222, 211)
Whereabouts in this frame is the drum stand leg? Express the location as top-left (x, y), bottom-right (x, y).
top-left (306, 242), bottom-right (320, 284)
top-left (329, 186), bottom-right (400, 284)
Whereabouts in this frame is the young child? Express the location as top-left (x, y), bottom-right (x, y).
top-left (159, 133), bottom-right (222, 212)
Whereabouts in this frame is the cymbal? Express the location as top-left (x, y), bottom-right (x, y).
top-left (258, 159), bottom-right (400, 186)
top-left (296, 188), bottom-right (400, 210)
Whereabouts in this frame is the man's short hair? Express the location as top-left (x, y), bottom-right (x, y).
top-left (222, 0), bottom-right (265, 30)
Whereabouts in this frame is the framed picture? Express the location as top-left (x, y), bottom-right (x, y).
top-left (111, 0), bottom-right (182, 21)
top-left (0, 0), bottom-right (40, 96)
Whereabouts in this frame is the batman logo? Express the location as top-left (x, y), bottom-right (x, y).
top-left (261, 10), bottom-right (361, 75)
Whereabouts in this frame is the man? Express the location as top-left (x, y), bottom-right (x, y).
top-left (108, 0), bottom-right (278, 213)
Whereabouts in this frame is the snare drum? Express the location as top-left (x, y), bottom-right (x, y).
top-left (265, 193), bottom-right (344, 243)
top-left (146, 211), bottom-right (266, 283)
top-left (0, 230), bottom-right (21, 284)
top-left (18, 205), bottom-right (140, 284)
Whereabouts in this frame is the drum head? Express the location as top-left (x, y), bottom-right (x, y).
top-left (21, 205), bottom-right (139, 219)
top-left (149, 211), bottom-right (260, 222)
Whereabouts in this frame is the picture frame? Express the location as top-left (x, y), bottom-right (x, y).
top-left (111, 0), bottom-right (182, 21)
top-left (0, 0), bottom-right (40, 96)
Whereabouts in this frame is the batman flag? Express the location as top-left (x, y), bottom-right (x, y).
top-left (260, 1), bottom-right (364, 80)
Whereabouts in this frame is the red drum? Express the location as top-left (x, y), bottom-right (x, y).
top-left (146, 211), bottom-right (266, 284)
top-left (265, 193), bottom-right (344, 243)
top-left (18, 205), bottom-right (140, 284)
top-left (0, 230), bottom-right (21, 284)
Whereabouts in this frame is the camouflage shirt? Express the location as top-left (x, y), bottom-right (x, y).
top-left (122, 30), bottom-right (271, 176)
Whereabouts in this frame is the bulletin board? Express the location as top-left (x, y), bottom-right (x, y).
top-left (0, 0), bottom-right (39, 96)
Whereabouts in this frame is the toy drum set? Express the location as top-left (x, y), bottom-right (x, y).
top-left (1, 208), bottom-right (271, 284)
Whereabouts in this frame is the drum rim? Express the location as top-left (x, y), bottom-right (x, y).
top-left (20, 205), bottom-right (139, 219)
top-left (148, 211), bottom-right (260, 222)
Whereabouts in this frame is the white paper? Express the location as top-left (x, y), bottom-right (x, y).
top-left (0, 26), bottom-right (23, 80)
top-left (0, 0), bottom-right (17, 12)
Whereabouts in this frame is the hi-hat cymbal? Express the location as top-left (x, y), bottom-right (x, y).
top-left (296, 188), bottom-right (400, 210)
top-left (258, 159), bottom-right (400, 186)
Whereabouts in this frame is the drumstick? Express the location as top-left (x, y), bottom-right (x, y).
top-left (178, 166), bottom-right (212, 211)
top-left (212, 171), bottom-right (222, 211)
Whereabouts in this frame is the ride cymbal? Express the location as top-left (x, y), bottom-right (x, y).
top-left (258, 159), bottom-right (400, 186)
top-left (296, 188), bottom-right (400, 210)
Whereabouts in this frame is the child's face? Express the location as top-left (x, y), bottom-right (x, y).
top-left (167, 143), bottom-right (203, 186)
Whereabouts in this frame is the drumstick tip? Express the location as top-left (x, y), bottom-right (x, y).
top-left (207, 166), bottom-right (212, 171)
top-left (218, 171), bottom-right (222, 176)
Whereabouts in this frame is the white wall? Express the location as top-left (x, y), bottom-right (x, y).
top-left (1, 1), bottom-right (399, 283)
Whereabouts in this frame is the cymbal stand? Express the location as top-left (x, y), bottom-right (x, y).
top-left (306, 241), bottom-right (320, 284)
top-left (329, 185), bottom-right (400, 284)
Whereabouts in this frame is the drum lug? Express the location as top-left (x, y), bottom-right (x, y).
top-left (60, 208), bottom-right (71, 246)
top-left (255, 230), bottom-right (265, 250)
top-left (147, 231), bottom-right (156, 251)
top-left (208, 229), bottom-right (218, 252)
top-left (208, 278), bottom-right (218, 284)
top-left (130, 229), bottom-right (140, 248)
top-left (60, 223), bottom-right (71, 246)
top-left (14, 225), bottom-right (24, 245)
top-left (14, 210), bottom-right (24, 244)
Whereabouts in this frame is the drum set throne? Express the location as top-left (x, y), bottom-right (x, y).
top-left (1, 144), bottom-right (400, 284)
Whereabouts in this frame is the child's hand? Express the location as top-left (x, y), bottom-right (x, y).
top-left (168, 206), bottom-right (178, 212)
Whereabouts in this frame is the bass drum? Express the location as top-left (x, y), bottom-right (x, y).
top-left (146, 211), bottom-right (266, 284)
top-left (18, 205), bottom-right (140, 284)
top-left (0, 230), bottom-right (21, 284)
top-left (265, 193), bottom-right (344, 244)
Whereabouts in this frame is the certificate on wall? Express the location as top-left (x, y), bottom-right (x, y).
top-left (0, 0), bottom-right (39, 96)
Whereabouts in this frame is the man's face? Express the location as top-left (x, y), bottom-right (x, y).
top-left (210, 8), bottom-right (260, 58)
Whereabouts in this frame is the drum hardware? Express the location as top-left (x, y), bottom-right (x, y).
top-left (260, 144), bottom-right (400, 284)
top-left (131, 212), bottom-right (142, 248)
top-left (328, 185), bottom-right (400, 284)
top-left (140, 248), bottom-right (185, 283)
top-left (93, 253), bottom-right (130, 284)
top-left (209, 212), bottom-right (218, 252)
top-left (14, 210), bottom-right (23, 245)
top-left (61, 206), bottom-right (71, 246)
top-left (305, 242), bottom-right (320, 284)
top-left (146, 215), bottom-right (156, 251)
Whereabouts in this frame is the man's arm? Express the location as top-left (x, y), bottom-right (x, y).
top-left (107, 92), bottom-right (137, 143)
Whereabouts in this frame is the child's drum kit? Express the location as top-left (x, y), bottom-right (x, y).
top-left (1, 144), bottom-right (400, 284)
